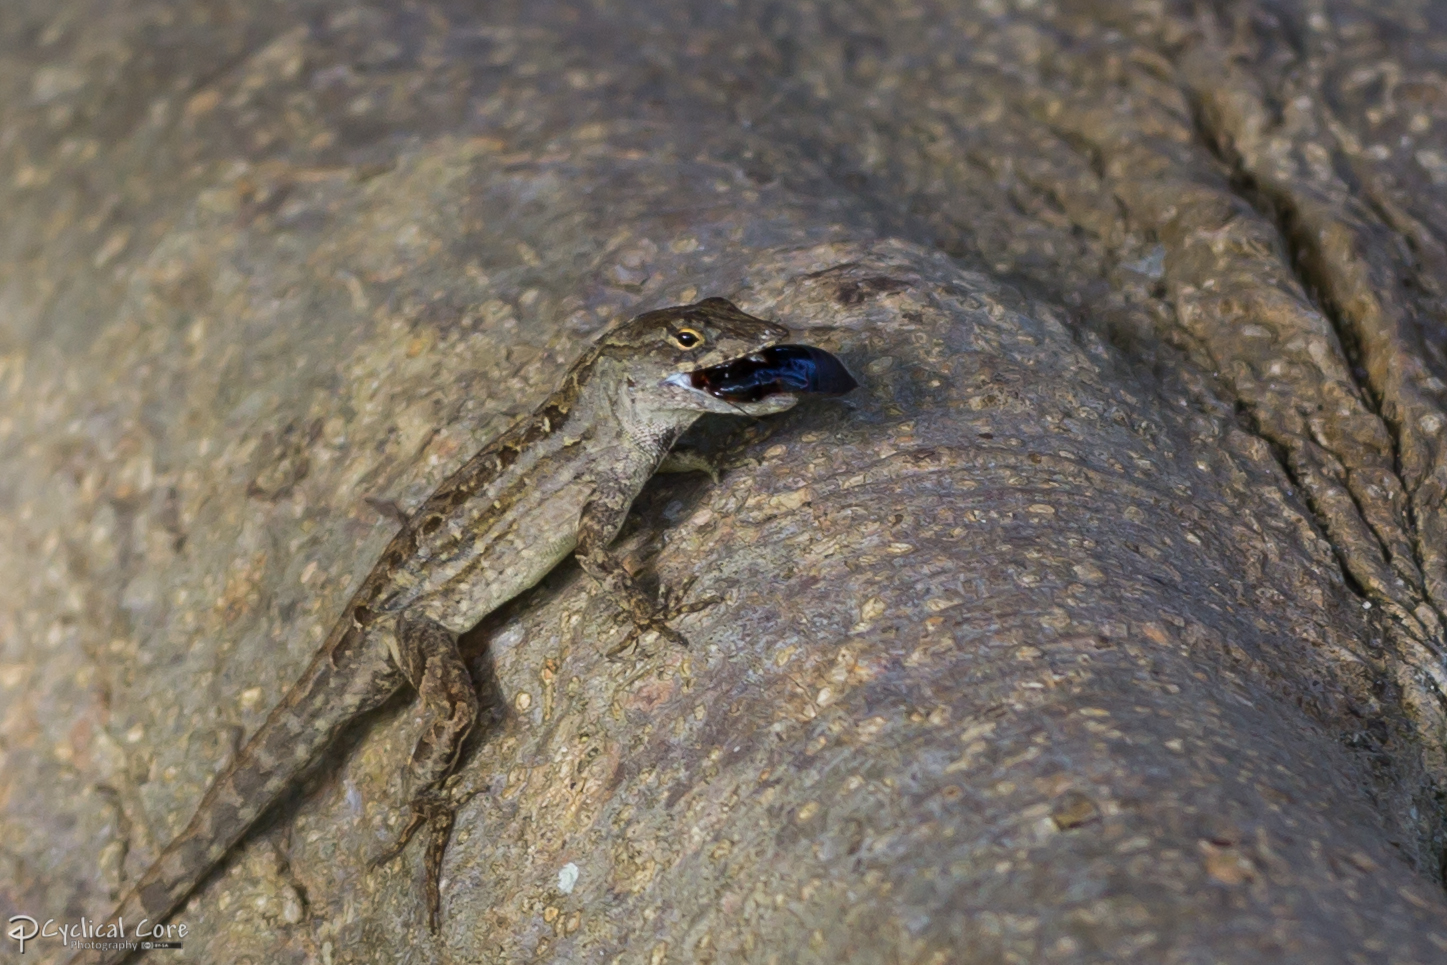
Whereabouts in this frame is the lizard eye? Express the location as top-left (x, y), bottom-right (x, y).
top-left (671, 328), bottom-right (704, 349)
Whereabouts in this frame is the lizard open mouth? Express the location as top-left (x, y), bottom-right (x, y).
top-left (668, 344), bottom-right (858, 403)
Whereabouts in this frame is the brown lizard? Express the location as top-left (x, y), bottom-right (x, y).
top-left (73, 298), bottom-right (821, 964)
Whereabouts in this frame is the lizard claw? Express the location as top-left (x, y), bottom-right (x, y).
top-left (660, 577), bottom-right (723, 618)
top-left (606, 623), bottom-right (646, 659)
top-left (606, 578), bottom-right (723, 658)
top-left (368, 806), bottom-right (427, 870)
top-left (369, 784), bottom-right (479, 933)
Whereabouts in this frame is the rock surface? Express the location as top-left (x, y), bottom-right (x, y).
top-left (3, 1), bottom-right (1447, 962)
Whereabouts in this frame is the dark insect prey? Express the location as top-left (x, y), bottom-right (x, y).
top-left (683, 344), bottom-right (858, 403)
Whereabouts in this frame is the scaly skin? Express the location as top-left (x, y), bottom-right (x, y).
top-left (72, 298), bottom-right (800, 964)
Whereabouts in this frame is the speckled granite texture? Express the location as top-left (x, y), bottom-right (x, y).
top-left (4, 1), bottom-right (1447, 962)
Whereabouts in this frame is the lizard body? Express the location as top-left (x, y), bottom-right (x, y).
top-left (75, 299), bottom-right (800, 964)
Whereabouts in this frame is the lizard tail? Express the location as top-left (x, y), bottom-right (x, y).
top-left (71, 634), bottom-right (404, 965)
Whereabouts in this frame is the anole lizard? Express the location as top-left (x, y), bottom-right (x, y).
top-left (74, 298), bottom-right (816, 963)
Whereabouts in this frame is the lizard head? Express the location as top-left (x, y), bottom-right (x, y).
top-left (599, 297), bottom-right (802, 417)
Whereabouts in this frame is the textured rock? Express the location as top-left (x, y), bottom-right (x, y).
top-left (3, 1), bottom-right (1447, 963)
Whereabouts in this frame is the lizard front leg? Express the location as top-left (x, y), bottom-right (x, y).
top-left (371, 610), bottom-right (479, 932)
top-left (575, 483), bottom-right (720, 654)
top-left (654, 446), bottom-right (720, 483)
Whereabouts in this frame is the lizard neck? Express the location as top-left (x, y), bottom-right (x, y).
top-left (569, 353), bottom-right (700, 471)
top-left (398, 353), bottom-right (691, 530)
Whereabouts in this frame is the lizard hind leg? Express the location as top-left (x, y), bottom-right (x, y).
top-left (369, 611), bottom-right (480, 932)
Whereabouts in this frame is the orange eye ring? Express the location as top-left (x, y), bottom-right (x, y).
top-left (671, 328), bottom-right (704, 349)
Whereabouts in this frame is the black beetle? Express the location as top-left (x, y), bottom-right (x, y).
top-left (685, 344), bottom-right (858, 403)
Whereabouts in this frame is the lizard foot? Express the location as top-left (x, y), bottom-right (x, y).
top-left (606, 578), bottom-right (723, 658)
top-left (369, 784), bottom-right (479, 933)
